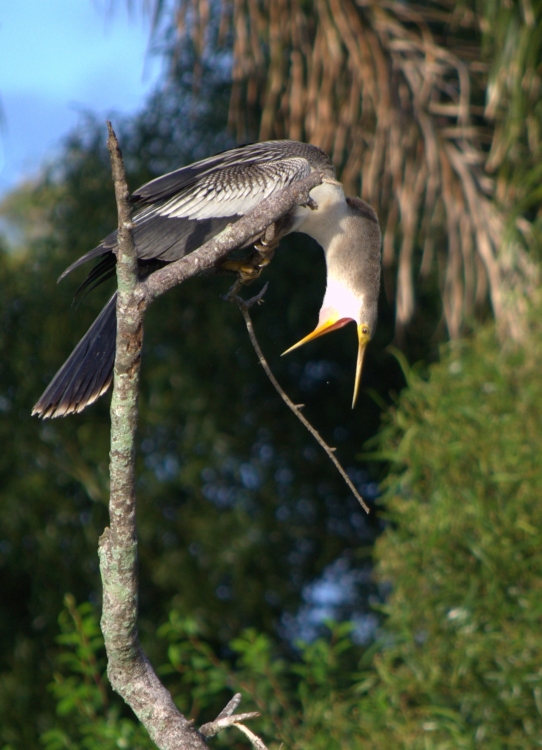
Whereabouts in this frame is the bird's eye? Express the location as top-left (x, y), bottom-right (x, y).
top-left (362, 326), bottom-right (369, 336)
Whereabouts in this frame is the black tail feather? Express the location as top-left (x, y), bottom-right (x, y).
top-left (32, 294), bottom-right (117, 419)
top-left (57, 234), bottom-right (116, 282)
top-left (73, 254), bottom-right (117, 301)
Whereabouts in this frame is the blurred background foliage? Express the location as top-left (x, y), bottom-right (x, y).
top-left (1, 0), bottom-right (542, 747)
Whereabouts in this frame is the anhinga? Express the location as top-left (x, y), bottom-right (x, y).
top-left (32, 140), bottom-right (381, 419)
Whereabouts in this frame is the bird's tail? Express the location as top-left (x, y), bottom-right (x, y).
top-left (32, 294), bottom-right (117, 419)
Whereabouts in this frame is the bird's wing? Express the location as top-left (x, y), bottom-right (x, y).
top-left (60, 141), bottom-right (334, 278)
top-left (138, 157), bottom-right (312, 222)
top-left (132, 140), bottom-right (335, 205)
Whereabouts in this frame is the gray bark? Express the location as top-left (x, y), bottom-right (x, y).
top-left (98, 123), bottom-right (323, 749)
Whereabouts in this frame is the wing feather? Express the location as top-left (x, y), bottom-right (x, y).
top-left (60, 140), bottom-right (336, 280)
top-left (132, 140), bottom-right (334, 205)
top-left (145, 158), bottom-right (312, 221)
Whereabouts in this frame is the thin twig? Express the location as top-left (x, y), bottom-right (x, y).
top-left (199, 692), bottom-right (264, 743)
top-left (217, 692), bottom-right (243, 719)
top-left (199, 712), bottom-right (261, 738)
top-left (227, 284), bottom-right (370, 514)
top-left (233, 722), bottom-right (270, 750)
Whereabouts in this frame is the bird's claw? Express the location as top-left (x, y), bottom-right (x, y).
top-left (219, 242), bottom-right (275, 285)
top-left (303, 197), bottom-right (318, 211)
top-left (219, 258), bottom-right (260, 282)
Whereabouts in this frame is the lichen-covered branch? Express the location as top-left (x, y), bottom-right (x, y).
top-left (98, 123), bottom-right (206, 750)
top-left (97, 123), bottom-right (322, 749)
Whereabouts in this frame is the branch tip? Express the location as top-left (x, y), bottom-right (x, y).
top-left (217, 692), bottom-right (242, 719)
top-left (233, 722), bottom-right (271, 750)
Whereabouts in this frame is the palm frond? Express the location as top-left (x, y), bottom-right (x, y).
top-left (132, 0), bottom-right (542, 341)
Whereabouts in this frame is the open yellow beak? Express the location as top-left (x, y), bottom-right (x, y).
top-left (281, 315), bottom-right (350, 355)
top-left (282, 319), bottom-right (370, 408)
top-left (353, 325), bottom-right (370, 409)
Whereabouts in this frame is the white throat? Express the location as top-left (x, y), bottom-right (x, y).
top-left (320, 277), bottom-right (362, 323)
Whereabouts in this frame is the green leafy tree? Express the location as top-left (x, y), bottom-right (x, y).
top-left (42, 596), bottom-right (369, 750)
top-left (41, 595), bottom-right (152, 750)
top-left (352, 304), bottom-right (542, 748)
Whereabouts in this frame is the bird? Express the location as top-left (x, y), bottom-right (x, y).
top-left (32, 140), bottom-right (381, 419)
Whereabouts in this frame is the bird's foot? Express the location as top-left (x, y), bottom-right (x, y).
top-left (219, 242), bottom-right (276, 285)
top-left (252, 242), bottom-right (276, 265)
top-left (302, 197), bottom-right (318, 211)
top-left (219, 258), bottom-right (264, 284)
top-left (253, 223), bottom-right (278, 260)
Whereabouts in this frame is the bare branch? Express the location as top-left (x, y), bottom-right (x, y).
top-left (216, 692), bottom-right (243, 719)
top-left (227, 286), bottom-right (370, 514)
top-left (199, 693), bottom-right (270, 749)
top-left (97, 124), bottom-right (322, 749)
top-left (233, 722), bottom-right (271, 750)
top-left (200, 712), bottom-right (261, 738)
top-left (98, 123), bottom-right (207, 750)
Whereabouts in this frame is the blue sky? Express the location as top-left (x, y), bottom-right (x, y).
top-left (0, 1), bottom-right (162, 196)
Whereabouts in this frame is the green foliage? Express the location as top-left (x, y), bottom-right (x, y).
top-left (354, 308), bottom-right (542, 747)
top-left (43, 598), bottom-right (370, 750)
top-left (41, 595), bottom-right (152, 750)
top-left (160, 617), bottom-right (374, 750)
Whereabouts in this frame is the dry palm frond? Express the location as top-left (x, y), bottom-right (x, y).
top-left (137, 0), bottom-right (541, 341)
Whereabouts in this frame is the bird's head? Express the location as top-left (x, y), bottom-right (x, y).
top-left (283, 197), bottom-right (381, 407)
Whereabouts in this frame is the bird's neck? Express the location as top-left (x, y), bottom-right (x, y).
top-left (294, 184), bottom-right (361, 322)
top-left (295, 183), bottom-right (382, 324)
top-left (294, 182), bottom-right (349, 249)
